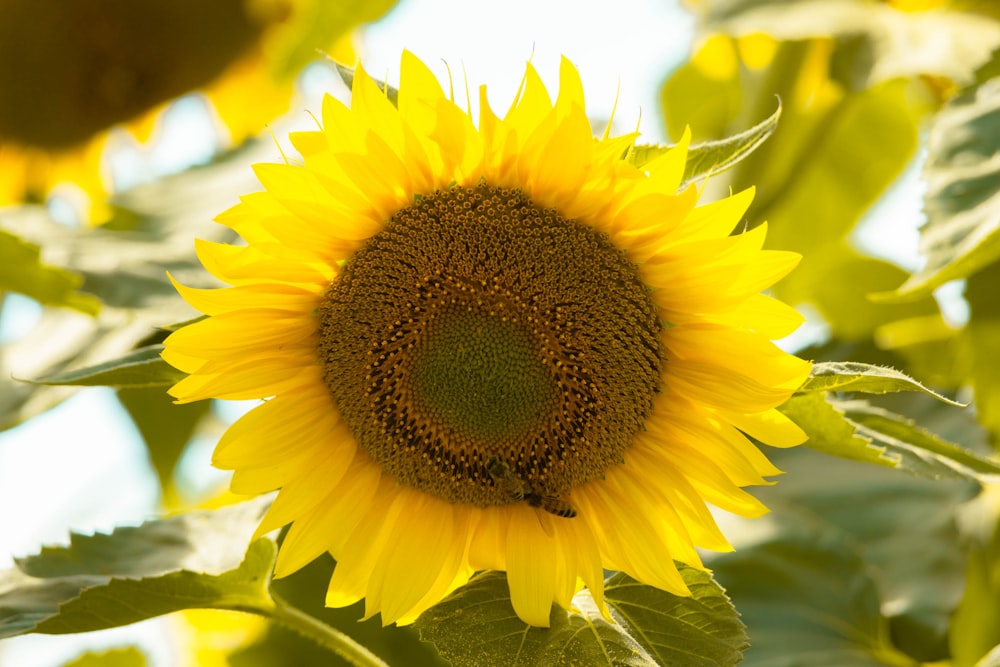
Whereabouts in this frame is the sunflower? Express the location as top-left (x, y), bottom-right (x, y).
top-left (0, 0), bottom-right (393, 222)
top-left (163, 51), bottom-right (812, 627)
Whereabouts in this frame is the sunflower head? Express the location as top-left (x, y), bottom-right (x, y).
top-left (163, 51), bottom-right (811, 627)
top-left (0, 0), bottom-right (381, 222)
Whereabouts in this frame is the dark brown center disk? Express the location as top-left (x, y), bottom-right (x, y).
top-left (316, 184), bottom-right (663, 509)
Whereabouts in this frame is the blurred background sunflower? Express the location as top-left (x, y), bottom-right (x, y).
top-left (0, 0), bottom-right (396, 223)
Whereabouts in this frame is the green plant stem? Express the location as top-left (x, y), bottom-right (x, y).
top-left (266, 591), bottom-right (391, 667)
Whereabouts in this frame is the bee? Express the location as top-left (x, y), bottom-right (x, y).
top-left (525, 492), bottom-right (577, 519)
top-left (486, 455), bottom-right (530, 501)
top-left (485, 456), bottom-right (577, 519)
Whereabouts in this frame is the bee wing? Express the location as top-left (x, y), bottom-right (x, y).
top-left (534, 508), bottom-right (555, 538)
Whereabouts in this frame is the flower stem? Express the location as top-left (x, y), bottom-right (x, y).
top-left (265, 591), bottom-right (391, 667)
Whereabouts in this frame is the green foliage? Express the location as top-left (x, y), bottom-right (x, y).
top-left (0, 499), bottom-right (273, 638)
top-left (685, 0), bottom-right (1000, 86)
top-left (28, 345), bottom-right (183, 388)
top-left (117, 387), bottom-right (214, 500)
top-left (29, 539), bottom-right (273, 635)
top-left (755, 446), bottom-right (975, 661)
top-left (951, 498), bottom-right (1000, 667)
top-left (781, 361), bottom-right (999, 481)
top-left (962, 261), bottom-right (1000, 439)
top-left (662, 37), bottom-right (940, 340)
top-left (712, 514), bottom-right (893, 666)
top-left (629, 99), bottom-right (781, 187)
top-left (60, 647), bottom-right (148, 667)
top-left (232, 555), bottom-right (446, 667)
top-left (0, 152), bottom-right (249, 430)
top-left (0, 226), bottom-right (101, 315)
top-left (415, 569), bottom-right (747, 667)
top-left (6, 1), bottom-right (1000, 665)
top-left (331, 61), bottom-right (400, 105)
top-left (780, 391), bottom-right (895, 467)
top-left (889, 71), bottom-right (1000, 300)
top-left (270, 0), bottom-right (400, 81)
top-left (798, 361), bottom-right (962, 405)
top-left (713, 444), bottom-right (975, 665)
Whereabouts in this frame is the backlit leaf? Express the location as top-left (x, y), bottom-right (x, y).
top-left (29, 540), bottom-right (274, 636)
top-left (0, 498), bottom-right (273, 639)
top-left (0, 226), bottom-right (100, 315)
top-left (961, 260), bottom-right (1000, 438)
top-left (951, 493), bottom-right (1000, 667)
top-left (270, 0), bottom-right (400, 80)
top-left (0, 135), bottom-right (268, 431)
top-left (630, 100), bottom-right (781, 187)
top-left (662, 38), bottom-right (938, 341)
top-left (780, 391), bottom-right (1000, 482)
top-left (415, 568), bottom-right (746, 667)
top-left (60, 647), bottom-right (148, 667)
top-left (117, 387), bottom-right (213, 501)
top-left (27, 345), bottom-right (183, 388)
top-left (710, 500), bottom-right (921, 666)
top-left (754, 445), bottom-right (974, 662)
top-left (841, 402), bottom-right (1000, 482)
top-left (686, 0), bottom-right (1000, 86)
top-left (798, 361), bottom-right (963, 406)
top-left (330, 61), bottom-right (399, 106)
top-left (779, 392), bottom-right (893, 469)
top-left (890, 74), bottom-right (1000, 300)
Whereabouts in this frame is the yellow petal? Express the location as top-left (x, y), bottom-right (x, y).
top-left (505, 507), bottom-right (558, 627)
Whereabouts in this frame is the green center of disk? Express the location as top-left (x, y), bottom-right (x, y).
top-left (411, 307), bottom-right (556, 444)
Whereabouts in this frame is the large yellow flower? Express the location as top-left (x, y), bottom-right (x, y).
top-left (163, 51), bottom-right (811, 627)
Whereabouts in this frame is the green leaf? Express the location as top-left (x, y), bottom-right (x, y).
top-left (888, 74), bottom-right (1000, 300)
top-left (26, 345), bottom-right (183, 388)
top-left (961, 260), bottom-right (1000, 438)
top-left (780, 392), bottom-right (894, 469)
top-left (752, 445), bottom-right (974, 662)
top-left (781, 253), bottom-right (941, 342)
top-left (0, 227), bottom-right (100, 315)
top-left (950, 487), bottom-right (1000, 667)
top-left (781, 391), bottom-right (1000, 482)
top-left (952, 542), bottom-right (1000, 667)
top-left (842, 401), bottom-right (1000, 482)
top-left (31, 539), bottom-right (274, 636)
top-left (268, 0), bottom-right (399, 80)
top-left (329, 60), bottom-right (399, 106)
top-left (415, 568), bottom-right (747, 667)
top-left (709, 495), bottom-right (931, 666)
top-left (630, 99), bottom-right (781, 188)
top-left (797, 361), bottom-right (963, 406)
top-left (710, 518), bottom-right (885, 666)
top-left (0, 137), bottom-right (258, 431)
top-left (0, 498), bottom-right (274, 639)
top-left (603, 572), bottom-right (748, 667)
top-left (116, 387), bottom-right (213, 501)
top-left (232, 555), bottom-right (447, 667)
top-left (662, 40), bottom-right (939, 341)
top-left (872, 314), bottom-right (965, 390)
top-left (60, 647), bottom-right (148, 667)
